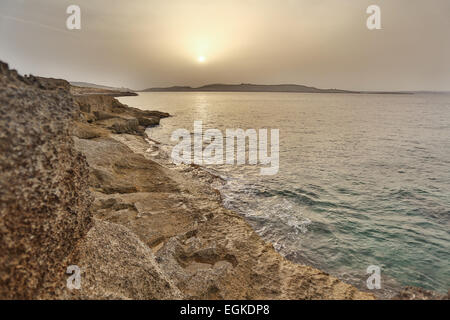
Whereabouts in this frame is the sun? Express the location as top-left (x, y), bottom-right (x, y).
top-left (197, 56), bottom-right (206, 63)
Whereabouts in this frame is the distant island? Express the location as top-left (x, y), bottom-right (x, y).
top-left (141, 83), bottom-right (355, 94)
top-left (141, 83), bottom-right (420, 94)
top-left (72, 81), bottom-right (420, 95)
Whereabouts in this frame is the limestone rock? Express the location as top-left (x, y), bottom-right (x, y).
top-left (137, 116), bottom-right (160, 127)
top-left (73, 95), bottom-right (169, 135)
top-left (72, 122), bottom-right (106, 139)
top-left (109, 118), bottom-right (143, 135)
top-left (59, 220), bottom-right (183, 300)
top-left (393, 286), bottom-right (449, 300)
top-left (93, 111), bottom-right (116, 121)
top-left (0, 62), bottom-right (92, 299)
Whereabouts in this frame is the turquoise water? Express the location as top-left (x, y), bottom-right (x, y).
top-left (119, 92), bottom-right (450, 296)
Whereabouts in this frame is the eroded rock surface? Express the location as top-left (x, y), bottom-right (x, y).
top-left (0, 62), bottom-right (92, 299)
top-left (73, 94), bottom-right (168, 137)
top-left (59, 219), bottom-right (183, 300)
top-left (0, 62), bottom-right (180, 300)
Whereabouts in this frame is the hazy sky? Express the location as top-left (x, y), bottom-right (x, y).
top-left (0, 0), bottom-right (449, 91)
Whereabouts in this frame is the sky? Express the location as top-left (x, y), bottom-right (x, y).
top-left (0, 0), bottom-right (449, 91)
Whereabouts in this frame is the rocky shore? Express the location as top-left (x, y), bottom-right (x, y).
top-left (1, 62), bottom-right (445, 300)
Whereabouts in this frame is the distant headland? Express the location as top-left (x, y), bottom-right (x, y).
top-left (140, 83), bottom-right (415, 94)
top-left (70, 81), bottom-right (421, 95)
top-left (141, 83), bottom-right (354, 94)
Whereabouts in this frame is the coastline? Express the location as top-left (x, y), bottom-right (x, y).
top-left (1, 62), bottom-right (444, 300)
top-left (67, 92), bottom-right (374, 299)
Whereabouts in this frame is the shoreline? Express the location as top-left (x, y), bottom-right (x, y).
top-left (123, 95), bottom-right (442, 299)
top-left (69, 92), bottom-right (375, 299)
top-left (1, 62), bottom-right (445, 300)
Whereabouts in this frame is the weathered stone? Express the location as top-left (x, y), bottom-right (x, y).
top-left (72, 122), bottom-right (106, 139)
top-left (0, 62), bottom-right (92, 299)
top-left (72, 95), bottom-right (169, 137)
top-left (93, 111), bottom-right (116, 121)
top-left (137, 116), bottom-right (160, 127)
top-left (0, 61), bottom-right (182, 300)
top-left (58, 220), bottom-right (183, 300)
top-left (110, 118), bottom-right (142, 135)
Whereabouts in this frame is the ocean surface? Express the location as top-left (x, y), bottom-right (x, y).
top-left (119, 92), bottom-right (450, 296)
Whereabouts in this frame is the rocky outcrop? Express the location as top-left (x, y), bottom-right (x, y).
top-left (59, 219), bottom-right (183, 300)
top-left (70, 84), bottom-right (137, 97)
top-left (0, 62), bottom-right (180, 300)
top-left (73, 137), bottom-right (179, 194)
top-left (0, 62), bottom-right (92, 299)
top-left (73, 94), bottom-right (168, 137)
top-left (72, 122), bottom-right (107, 140)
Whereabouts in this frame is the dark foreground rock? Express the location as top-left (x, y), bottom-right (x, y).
top-left (0, 62), bottom-right (180, 299)
top-left (58, 219), bottom-right (182, 299)
top-left (0, 62), bottom-right (92, 299)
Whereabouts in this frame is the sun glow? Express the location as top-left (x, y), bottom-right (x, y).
top-left (197, 56), bottom-right (206, 63)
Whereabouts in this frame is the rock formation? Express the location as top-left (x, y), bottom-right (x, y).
top-left (0, 62), bottom-right (91, 299)
top-left (0, 62), bottom-right (179, 299)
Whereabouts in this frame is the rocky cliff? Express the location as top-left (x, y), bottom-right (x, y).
top-left (0, 62), bottom-right (180, 299)
top-left (0, 62), bottom-right (92, 299)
